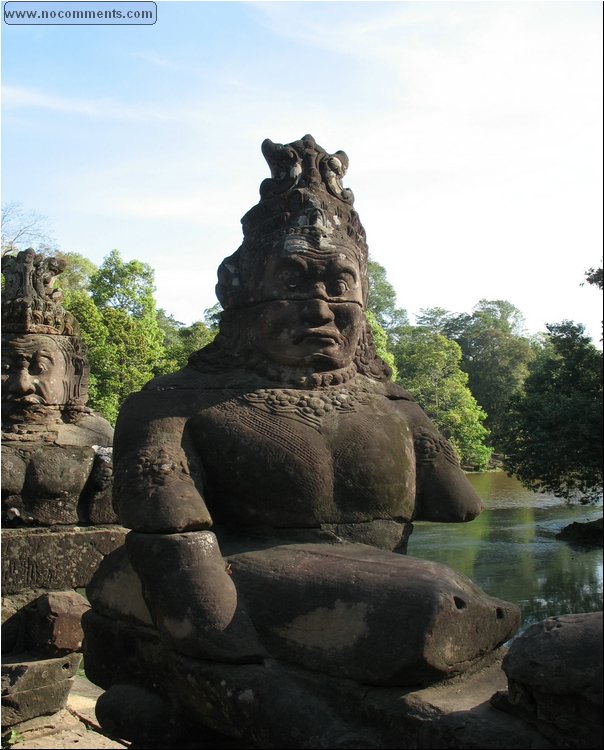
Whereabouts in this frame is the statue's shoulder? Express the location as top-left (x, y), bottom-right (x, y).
top-left (117, 366), bottom-right (235, 427)
top-left (57, 411), bottom-right (113, 447)
top-left (357, 376), bottom-right (415, 403)
top-left (142, 366), bottom-right (215, 392)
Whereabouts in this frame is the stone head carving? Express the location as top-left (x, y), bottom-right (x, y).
top-left (1, 249), bottom-right (88, 427)
top-left (191, 135), bottom-right (388, 384)
top-left (2, 334), bottom-right (87, 413)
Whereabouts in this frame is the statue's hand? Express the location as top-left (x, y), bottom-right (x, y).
top-left (126, 530), bottom-right (266, 663)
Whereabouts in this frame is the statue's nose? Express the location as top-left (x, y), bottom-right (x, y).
top-left (300, 297), bottom-right (335, 325)
top-left (8, 367), bottom-right (35, 395)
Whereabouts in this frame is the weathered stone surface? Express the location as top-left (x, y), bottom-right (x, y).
top-left (556, 517), bottom-right (603, 547)
top-left (95, 684), bottom-right (195, 748)
top-left (1, 443), bottom-right (116, 527)
top-left (320, 519), bottom-right (413, 552)
top-left (227, 542), bottom-right (519, 685)
top-left (1, 652), bottom-right (81, 727)
top-left (56, 415), bottom-right (113, 449)
top-left (2, 653), bottom-right (81, 694)
top-left (2, 443), bottom-right (96, 526)
top-left (500, 612), bottom-right (603, 748)
top-left (86, 547), bottom-right (153, 627)
top-left (82, 447), bottom-right (118, 525)
top-left (83, 610), bottom-right (553, 749)
top-left (1, 526), bottom-right (127, 594)
top-left (24, 591), bottom-right (90, 656)
top-left (88, 536), bottom-right (518, 684)
top-left (125, 531), bottom-right (266, 662)
top-left (1, 590), bottom-right (47, 655)
top-left (1, 679), bottom-right (75, 727)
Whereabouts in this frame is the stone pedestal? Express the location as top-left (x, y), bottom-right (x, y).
top-left (1, 526), bottom-right (126, 730)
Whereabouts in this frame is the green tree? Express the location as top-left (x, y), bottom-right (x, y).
top-left (584, 263), bottom-right (603, 291)
top-left (365, 310), bottom-right (398, 381)
top-left (89, 249), bottom-right (158, 317)
top-left (63, 289), bottom-right (117, 420)
top-left (498, 321), bottom-right (603, 502)
top-left (366, 259), bottom-right (409, 336)
top-left (56, 251), bottom-right (98, 295)
top-left (64, 250), bottom-right (165, 423)
top-left (415, 307), bottom-right (456, 334)
top-left (202, 302), bottom-right (222, 332)
top-left (421, 300), bottom-right (536, 437)
top-left (584, 262), bottom-right (603, 340)
top-left (393, 328), bottom-right (492, 470)
top-left (160, 320), bottom-right (216, 371)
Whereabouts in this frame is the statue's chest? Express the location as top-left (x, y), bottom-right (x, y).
top-left (189, 387), bottom-right (416, 527)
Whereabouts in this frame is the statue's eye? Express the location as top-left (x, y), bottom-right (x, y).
top-left (30, 356), bottom-right (52, 375)
top-left (331, 279), bottom-right (349, 295)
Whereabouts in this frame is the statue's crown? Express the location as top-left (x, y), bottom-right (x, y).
top-left (1, 248), bottom-right (79, 335)
top-left (217, 135), bottom-right (369, 310)
top-left (241, 134), bottom-right (367, 251)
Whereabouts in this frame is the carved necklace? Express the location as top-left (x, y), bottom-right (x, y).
top-left (241, 378), bottom-right (375, 430)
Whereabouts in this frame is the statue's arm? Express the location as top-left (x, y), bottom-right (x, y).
top-left (394, 399), bottom-right (484, 522)
top-left (113, 389), bottom-right (265, 662)
top-left (112, 389), bottom-right (212, 533)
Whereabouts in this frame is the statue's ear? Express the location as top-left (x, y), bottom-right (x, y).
top-left (215, 250), bottom-right (242, 311)
top-left (72, 354), bottom-right (85, 377)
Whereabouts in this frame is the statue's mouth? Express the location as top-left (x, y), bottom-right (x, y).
top-left (4, 394), bottom-right (44, 405)
top-left (293, 330), bottom-right (343, 347)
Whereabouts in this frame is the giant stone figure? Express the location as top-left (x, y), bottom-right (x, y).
top-left (1, 250), bottom-right (123, 733)
top-left (84, 136), bottom-right (521, 748)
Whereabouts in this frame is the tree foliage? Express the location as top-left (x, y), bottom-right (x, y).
top-left (584, 264), bottom-right (603, 291)
top-left (56, 251), bottom-right (98, 295)
top-left (157, 313), bottom-right (216, 372)
top-left (393, 328), bottom-right (492, 470)
top-left (365, 310), bottom-right (398, 381)
top-left (89, 249), bottom-right (157, 318)
top-left (366, 259), bottom-right (409, 335)
top-left (498, 321), bottom-right (603, 503)
top-left (421, 300), bottom-right (536, 438)
top-left (63, 250), bottom-right (165, 423)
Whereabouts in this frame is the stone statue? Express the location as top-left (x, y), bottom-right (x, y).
top-left (1, 249), bottom-right (114, 526)
top-left (84, 136), bottom-right (521, 748)
top-left (1, 250), bottom-right (124, 734)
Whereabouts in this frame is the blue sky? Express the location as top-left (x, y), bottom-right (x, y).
top-left (2, 1), bottom-right (603, 343)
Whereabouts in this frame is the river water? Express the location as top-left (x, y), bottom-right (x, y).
top-left (406, 472), bottom-right (603, 636)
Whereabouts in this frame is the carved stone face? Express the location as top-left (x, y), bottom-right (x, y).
top-left (249, 252), bottom-right (365, 370)
top-left (1, 335), bottom-right (73, 408)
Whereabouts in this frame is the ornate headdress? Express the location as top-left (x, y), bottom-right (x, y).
top-left (1, 248), bottom-right (79, 335)
top-left (2, 250), bottom-right (89, 425)
top-left (216, 134), bottom-right (369, 310)
top-left (190, 136), bottom-right (391, 385)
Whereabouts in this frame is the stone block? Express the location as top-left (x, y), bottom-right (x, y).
top-left (24, 591), bottom-right (90, 656)
top-left (1, 526), bottom-right (127, 594)
top-left (1, 652), bottom-right (81, 727)
top-left (2, 652), bottom-right (81, 694)
top-left (1, 678), bottom-right (75, 727)
top-left (502, 612), bottom-right (603, 748)
top-left (1, 591), bottom-right (46, 655)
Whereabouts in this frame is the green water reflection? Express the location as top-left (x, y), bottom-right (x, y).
top-left (407, 472), bottom-right (603, 634)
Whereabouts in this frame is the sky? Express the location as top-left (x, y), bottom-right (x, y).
top-left (1, 0), bottom-right (603, 344)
